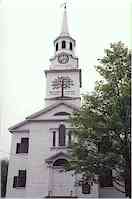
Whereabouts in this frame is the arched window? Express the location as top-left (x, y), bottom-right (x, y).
top-left (56, 43), bottom-right (58, 51)
top-left (62, 40), bottom-right (66, 49)
top-left (59, 124), bottom-right (66, 146)
top-left (70, 42), bottom-right (72, 50)
top-left (53, 159), bottom-right (68, 167)
top-left (52, 131), bottom-right (56, 147)
top-left (54, 112), bottom-right (70, 116)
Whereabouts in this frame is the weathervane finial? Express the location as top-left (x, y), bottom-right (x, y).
top-left (64, 2), bottom-right (66, 9)
top-left (60, 0), bottom-right (69, 36)
top-left (60, 1), bottom-right (67, 10)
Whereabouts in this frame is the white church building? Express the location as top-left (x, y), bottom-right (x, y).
top-left (6, 5), bottom-right (125, 198)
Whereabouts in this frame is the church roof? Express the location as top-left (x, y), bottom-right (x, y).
top-left (8, 102), bottom-right (79, 132)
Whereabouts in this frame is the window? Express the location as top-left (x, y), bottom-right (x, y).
top-left (53, 159), bottom-right (68, 167)
top-left (59, 124), bottom-right (66, 146)
top-left (54, 112), bottom-right (70, 116)
top-left (13, 170), bottom-right (26, 188)
top-left (82, 181), bottom-right (90, 194)
top-left (16, 137), bottom-right (29, 154)
top-left (62, 40), bottom-right (66, 49)
top-left (53, 131), bottom-right (56, 147)
top-left (98, 135), bottom-right (111, 153)
top-left (99, 169), bottom-right (113, 187)
top-left (70, 42), bottom-right (72, 50)
top-left (68, 131), bottom-right (72, 146)
top-left (56, 43), bottom-right (58, 51)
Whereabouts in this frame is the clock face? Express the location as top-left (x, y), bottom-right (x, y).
top-left (58, 53), bottom-right (69, 64)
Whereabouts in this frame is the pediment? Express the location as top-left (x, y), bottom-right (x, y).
top-left (9, 102), bottom-right (79, 132)
top-left (26, 102), bottom-right (79, 120)
top-left (8, 120), bottom-right (29, 132)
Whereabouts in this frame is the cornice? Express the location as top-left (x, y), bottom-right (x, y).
top-left (10, 129), bottom-right (30, 134)
top-left (49, 127), bottom-right (74, 131)
top-left (44, 68), bottom-right (81, 75)
top-left (45, 96), bottom-right (81, 101)
top-left (49, 54), bottom-right (78, 62)
top-left (54, 35), bottom-right (76, 46)
top-left (28, 119), bottom-right (70, 122)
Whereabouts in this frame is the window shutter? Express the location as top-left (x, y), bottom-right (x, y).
top-left (19, 176), bottom-right (26, 187)
top-left (16, 138), bottom-right (29, 154)
top-left (53, 131), bottom-right (56, 147)
top-left (16, 143), bottom-right (20, 153)
top-left (59, 125), bottom-right (66, 146)
top-left (19, 170), bottom-right (26, 177)
top-left (13, 170), bottom-right (26, 188)
top-left (13, 176), bottom-right (17, 188)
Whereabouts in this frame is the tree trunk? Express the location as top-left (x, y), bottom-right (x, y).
top-left (124, 132), bottom-right (131, 198)
top-left (1, 160), bottom-right (9, 197)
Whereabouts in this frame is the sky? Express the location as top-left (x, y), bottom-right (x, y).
top-left (0, 0), bottom-right (131, 159)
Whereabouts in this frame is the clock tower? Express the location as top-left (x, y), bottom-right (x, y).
top-left (45, 5), bottom-right (81, 107)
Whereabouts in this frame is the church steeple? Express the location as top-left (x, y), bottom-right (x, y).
top-left (60, 4), bottom-right (69, 37)
top-left (45, 4), bottom-right (81, 107)
top-left (53, 4), bottom-right (76, 59)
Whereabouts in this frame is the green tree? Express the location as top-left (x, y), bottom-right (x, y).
top-left (69, 42), bottom-right (131, 197)
top-left (1, 159), bottom-right (9, 197)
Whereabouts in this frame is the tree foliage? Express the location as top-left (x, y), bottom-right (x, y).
top-left (69, 42), bottom-right (131, 197)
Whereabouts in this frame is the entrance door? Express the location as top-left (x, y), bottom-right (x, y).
top-left (52, 168), bottom-right (75, 196)
top-left (52, 159), bottom-right (75, 196)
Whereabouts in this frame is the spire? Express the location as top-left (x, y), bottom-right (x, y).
top-left (60, 3), bottom-right (69, 36)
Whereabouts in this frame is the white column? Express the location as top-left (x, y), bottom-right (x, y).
top-left (74, 173), bottom-right (79, 196)
top-left (66, 129), bottom-right (69, 147)
top-left (48, 164), bottom-right (53, 196)
top-left (56, 129), bottom-right (59, 147)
